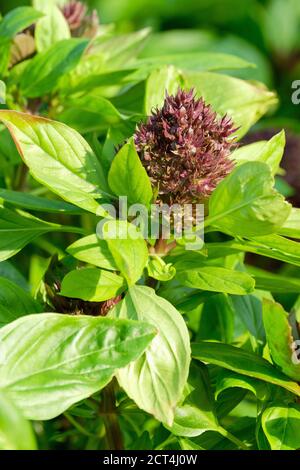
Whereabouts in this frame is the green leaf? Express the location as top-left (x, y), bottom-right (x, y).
top-left (167, 363), bottom-right (219, 437)
top-left (230, 294), bottom-right (265, 345)
top-left (262, 404), bottom-right (300, 450)
top-left (109, 286), bottom-right (191, 425)
top-left (207, 162), bottom-right (291, 237)
top-left (248, 266), bottom-right (300, 293)
top-left (176, 265), bottom-right (254, 295)
top-left (216, 369), bottom-right (271, 402)
top-left (67, 234), bottom-right (117, 270)
top-left (0, 203), bottom-right (67, 261)
top-left (0, 276), bottom-right (41, 327)
top-left (20, 38), bottom-right (88, 98)
top-left (0, 111), bottom-right (110, 215)
top-left (101, 220), bottom-right (148, 286)
top-left (0, 313), bottom-right (156, 420)
top-left (136, 52), bottom-right (254, 74)
top-left (184, 72), bottom-right (277, 139)
top-left (0, 188), bottom-right (81, 214)
top-left (147, 256), bottom-right (176, 282)
top-left (35, 5), bottom-right (70, 52)
top-left (196, 294), bottom-right (234, 343)
top-left (232, 131), bottom-right (285, 175)
top-left (263, 300), bottom-right (300, 381)
top-left (0, 392), bottom-right (36, 450)
top-left (108, 139), bottom-right (153, 207)
top-left (192, 342), bottom-right (300, 397)
top-left (0, 7), bottom-right (43, 38)
top-left (279, 208), bottom-right (300, 239)
top-left (60, 268), bottom-right (126, 302)
top-left (58, 94), bottom-right (122, 134)
top-left (144, 65), bottom-right (182, 114)
top-left (0, 81), bottom-right (5, 104)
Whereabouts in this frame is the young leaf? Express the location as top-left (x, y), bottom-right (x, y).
top-left (147, 256), bottom-right (176, 282)
top-left (262, 404), bottom-right (300, 450)
top-left (20, 38), bottom-right (88, 98)
top-left (192, 342), bottom-right (300, 397)
top-left (0, 277), bottom-right (41, 327)
top-left (207, 162), bottom-right (291, 237)
top-left (109, 286), bottom-right (191, 425)
top-left (101, 220), bottom-right (149, 286)
top-left (35, 5), bottom-right (70, 52)
top-left (0, 392), bottom-right (36, 450)
top-left (0, 111), bottom-right (110, 215)
top-left (232, 130), bottom-right (285, 175)
top-left (0, 313), bottom-right (156, 420)
top-left (67, 234), bottom-right (117, 271)
top-left (263, 300), bottom-right (300, 381)
top-left (108, 139), bottom-right (153, 207)
top-left (60, 268), bottom-right (126, 302)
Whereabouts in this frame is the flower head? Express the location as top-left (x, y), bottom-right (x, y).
top-left (62, 1), bottom-right (99, 38)
top-left (134, 88), bottom-right (236, 205)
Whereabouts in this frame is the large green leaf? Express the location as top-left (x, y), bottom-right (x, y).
top-left (0, 313), bottom-right (155, 420)
top-left (60, 268), bottom-right (126, 302)
top-left (262, 404), bottom-right (300, 450)
top-left (67, 234), bottom-right (117, 270)
top-left (0, 111), bottom-right (110, 214)
top-left (108, 139), bottom-right (153, 207)
top-left (101, 220), bottom-right (149, 286)
top-left (192, 342), bottom-right (300, 397)
top-left (184, 72), bottom-right (277, 139)
top-left (0, 392), bottom-right (36, 450)
top-left (109, 286), bottom-right (191, 425)
top-left (207, 162), bottom-right (291, 237)
top-left (195, 294), bottom-right (234, 343)
top-left (0, 276), bottom-right (41, 327)
top-left (263, 300), bottom-right (300, 381)
top-left (20, 38), bottom-right (88, 98)
top-left (248, 266), bottom-right (300, 293)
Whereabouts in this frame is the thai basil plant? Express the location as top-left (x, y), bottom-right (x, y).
top-left (1, 1), bottom-right (300, 452)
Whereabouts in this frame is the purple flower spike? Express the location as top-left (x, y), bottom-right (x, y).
top-left (134, 88), bottom-right (237, 205)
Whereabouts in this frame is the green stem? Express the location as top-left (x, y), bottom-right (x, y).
top-left (218, 426), bottom-right (249, 450)
top-left (100, 381), bottom-right (124, 450)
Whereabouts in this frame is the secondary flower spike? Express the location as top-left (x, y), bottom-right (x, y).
top-left (62, 0), bottom-right (100, 38)
top-left (134, 88), bottom-right (237, 204)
